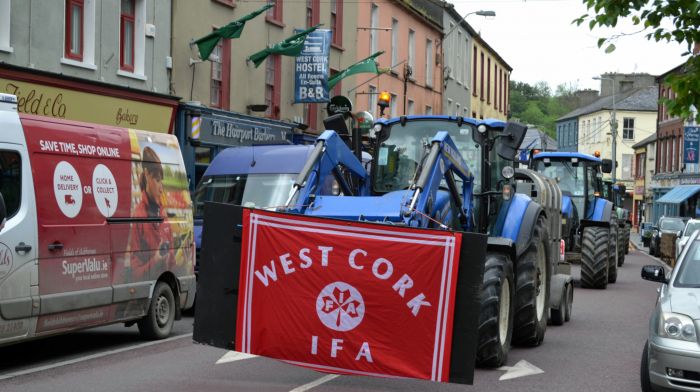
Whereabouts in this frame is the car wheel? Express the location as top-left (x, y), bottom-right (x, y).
top-left (138, 281), bottom-right (176, 340)
top-left (640, 340), bottom-right (654, 392)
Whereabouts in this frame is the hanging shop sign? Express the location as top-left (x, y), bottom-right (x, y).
top-left (294, 29), bottom-right (332, 103)
top-left (684, 126), bottom-right (700, 164)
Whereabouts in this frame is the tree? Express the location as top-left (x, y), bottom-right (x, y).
top-left (574, 0), bottom-right (700, 120)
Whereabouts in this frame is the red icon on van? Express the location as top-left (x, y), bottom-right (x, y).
top-left (64, 194), bottom-right (76, 205)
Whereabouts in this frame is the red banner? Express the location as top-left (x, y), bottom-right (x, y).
top-left (236, 209), bottom-right (463, 382)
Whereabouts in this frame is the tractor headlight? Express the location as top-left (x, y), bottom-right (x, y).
top-left (501, 165), bottom-right (514, 180)
top-left (477, 124), bottom-right (487, 134)
top-left (659, 312), bottom-right (697, 342)
top-left (370, 124), bottom-right (382, 138)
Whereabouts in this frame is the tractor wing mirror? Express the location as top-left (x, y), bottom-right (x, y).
top-left (601, 159), bottom-right (613, 173)
top-left (323, 114), bottom-right (350, 141)
top-left (496, 122), bottom-right (527, 160)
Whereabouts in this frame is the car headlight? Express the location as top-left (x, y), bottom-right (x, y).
top-left (659, 312), bottom-right (697, 342)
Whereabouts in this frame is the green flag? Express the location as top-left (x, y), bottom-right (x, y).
top-left (248, 25), bottom-right (321, 68)
top-left (327, 51), bottom-right (385, 90)
top-left (193, 3), bottom-right (274, 61)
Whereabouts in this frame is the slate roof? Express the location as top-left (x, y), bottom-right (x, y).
top-left (631, 132), bottom-right (657, 149)
top-left (519, 127), bottom-right (557, 151)
top-left (557, 86), bottom-right (658, 122)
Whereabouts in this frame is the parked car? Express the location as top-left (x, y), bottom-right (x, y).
top-left (641, 230), bottom-right (700, 391)
top-left (676, 219), bottom-right (700, 258)
top-left (650, 217), bottom-right (686, 257)
top-left (641, 222), bottom-right (654, 247)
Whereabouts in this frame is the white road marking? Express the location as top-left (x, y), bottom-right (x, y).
top-left (497, 359), bottom-right (544, 381)
top-left (0, 333), bottom-right (193, 382)
top-left (289, 374), bottom-right (340, 392)
top-left (215, 350), bottom-right (258, 364)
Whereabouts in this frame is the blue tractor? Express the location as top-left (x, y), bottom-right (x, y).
top-left (530, 152), bottom-right (624, 288)
top-left (283, 115), bottom-right (571, 367)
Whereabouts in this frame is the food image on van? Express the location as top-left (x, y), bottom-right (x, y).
top-left (0, 94), bottom-right (195, 345)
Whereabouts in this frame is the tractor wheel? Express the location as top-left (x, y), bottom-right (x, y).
top-left (623, 223), bottom-right (631, 257)
top-left (513, 216), bottom-right (550, 346)
top-left (608, 226), bottom-right (618, 284)
top-left (616, 224), bottom-right (626, 267)
top-left (580, 226), bottom-right (609, 289)
top-left (476, 252), bottom-right (514, 368)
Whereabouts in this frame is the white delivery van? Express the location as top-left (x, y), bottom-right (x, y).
top-left (0, 93), bottom-right (195, 345)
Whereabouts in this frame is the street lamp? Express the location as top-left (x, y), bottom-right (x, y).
top-left (443, 10), bottom-right (496, 41)
top-left (593, 75), bottom-right (618, 183)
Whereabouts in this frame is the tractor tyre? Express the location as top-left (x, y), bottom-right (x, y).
top-left (476, 252), bottom-right (515, 368)
top-left (580, 226), bottom-right (609, 289)
top-left (513, 216), bottom-right (550, 346)
top-left (608, 226), bottom-right (618, 284)
top-left (616, 224), bottom-right (626, 268)
top-left (623, 223), bottom-right (631, 257)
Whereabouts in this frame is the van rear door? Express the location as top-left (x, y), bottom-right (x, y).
top-left (0, 110), bottom-right (38, 343)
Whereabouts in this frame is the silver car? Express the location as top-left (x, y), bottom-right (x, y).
top-left (641, 230), bottom-right (700, 391)
top-left (677, 219), bottom-right (700, 258)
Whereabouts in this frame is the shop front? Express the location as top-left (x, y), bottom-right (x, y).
top-left (633, 178), bottom-right (645, 227)
top-left (0, 64), bottom-right (178, 133)
top-left (175, 103), bottom-right (299, 190)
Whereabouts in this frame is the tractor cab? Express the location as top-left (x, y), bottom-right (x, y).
top-left (371, 116), bottom-right (525, 233)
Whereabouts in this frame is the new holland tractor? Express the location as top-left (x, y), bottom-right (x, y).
top-left (603, 180), bottom-right (632, 262)
top-left (283, 115), bottom-right (571, 367)
top-left (530, 152), bottom-right (625, 288)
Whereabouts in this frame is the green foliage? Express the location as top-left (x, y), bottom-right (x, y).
top-left (573, 0), bottom-right (700, 121)
top-left (508, 81), bottom-right (579, 139)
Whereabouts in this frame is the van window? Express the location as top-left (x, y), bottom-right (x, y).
top-left (0, 151), bottom-right (21, 218)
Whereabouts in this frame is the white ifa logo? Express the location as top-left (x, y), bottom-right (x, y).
top-left (316, 281), bottom-right (365, 332)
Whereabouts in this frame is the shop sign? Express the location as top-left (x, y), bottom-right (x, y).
top-left (0, 78), bottom-right (173, 133)
top-left (681, 177), bottom-right (700, 185)
top-left (198, 114), bottom-right (293, 147)
top-left (684, 126), bottom-right (700, 164)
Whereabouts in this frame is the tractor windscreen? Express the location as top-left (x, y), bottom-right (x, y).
top-left (534, 160), bottom-right (588, 215)
top-left (373, 120), bottom-right (480, 193)
top-left (193, 174), bottom-right (296, 218)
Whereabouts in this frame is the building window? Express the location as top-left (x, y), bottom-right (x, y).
top-left (265, 55), bottom-right (281, 119)
top-left (120, 0), bottom-right (135, 72)
top-left (370, 4), bottom-right (378, 55)
top-left (623, 117), bottom-right (635, 140)
top-left (390, 93), bottom-right (397, 117)
top-left (455, 103), bottom-right (460, 116)
top-left (494, 64), bottom-right (499, 111)
top-left (391, 19), bottom-right (398, 66)
top-left (622, 154), bottom-right (632, 179)
top-left (426, 105), bottom-right (432, 115)
top-left (447, 99), bottom-right (453, 116)
top-left (0, 0), bottom-right (11, 52)
top-left (636, 153), bottom-right (646, 178)
top-left (268, 0), bottom-right (284, 24)
top-left (408, 29), bottom-right (415, 73)
top-left (330, 0), bottom-right (342, 46)
top-left (456, 31), bottom-right (462, 84)
top-left (479, 52), bottom-right (484, 100)
top-left (472, 45), bottom-right (477, 95)
top-left (425, 39), bottom-right (433, 87)
top-left (486, 57), bottom-right (491, 104)
top-left (407, 100), bottom-right (414, 115)
top-left (368, 85), bottom-right (377, 118)
top-left (65, 0), bottom-right (84, 60)
top-left (210, 37), bottom-right (230, 109)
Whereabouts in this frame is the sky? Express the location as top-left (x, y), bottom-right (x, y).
top-left (453, 0), bottom-right (690, 93)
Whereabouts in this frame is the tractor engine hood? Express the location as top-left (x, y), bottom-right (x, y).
top-left (304, 191), bottom-right (414, 223)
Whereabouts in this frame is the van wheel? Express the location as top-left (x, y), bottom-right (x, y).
top-left (138, 282), bottom-right (175, 340)
top-left (641, 341), bottom-right (653, 392)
